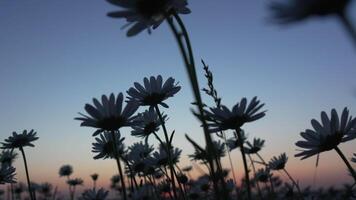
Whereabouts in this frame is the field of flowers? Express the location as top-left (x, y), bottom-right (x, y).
top-left (0, 0), bottom-right (355, 199)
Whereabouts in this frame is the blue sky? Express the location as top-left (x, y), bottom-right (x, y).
top-left (0, 0), bottom-right (356, 191)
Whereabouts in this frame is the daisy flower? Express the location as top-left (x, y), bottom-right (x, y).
top-left (91, 173), bottom-right (99, 181)
top-left (76, 93), bottom-right (139, 136)
top-left (127, 75), bottom-right (181, 108)
top-left (126, 142), bottom-right (154, 174)
top-left (189, 141), bottom-right (225, 164)
top-left (92, 132), bottom-right (125, 160)
top-left (295, 107), bottom-right (356, 159)
top-left (204, 97), bottom-right (266, 133)
top-left (151, 143), bottom-right (182, 167)
top-left (268, 153), bottom-right (288, 170)
top-left (0, 165), bottom-right (16, 184)
top-left (1, 130), bottom-right (38, 149)
top-left (82, 188), bottom-right (109, 200)
top-left (59, 165), bottom-right (73, 177)
top-left (0, 150), bottom-right (17, 167)
top-left (106, 0), bottom-right (191, 37)
top-left (131, 108), bottom-right (166, 139)
top-left (255, 168), bottom-right (272, 183)
top-left (245, 138), bottom-right (265, 154)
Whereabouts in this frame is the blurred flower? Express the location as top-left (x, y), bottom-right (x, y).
top-left (126, 142), bottom-right (154, 174)
top-left (92, 132), bottom-right (125, 160)
top-left (59, 165), bottom-right (73, 177)
top-left (110, 175), bottom-right (121, 187)
top-left (127, 75), bottom-right (181, 108)
top-left (204, 97), bottom-right (266, 133)
top-left (245, 138), bottom-right (265, 154)
top-left (30, 182), bottom-right (40, 192)
top-left (189, 140), bottom-right (225, 164)
top-left (131, 108), bottom-right (166, 139)
top-left (151, 143), bottom-right (181, 167)
top-left (131, 184), bottom-right (155, 200)
top-left (14, 183), bottom-right (25, 195)
top-left (0, 150), bottom-right (17, 167)
top-left (76, 93), bottom-right (139, 136)
top-left (269, 0), bottom-right (351, 24)
top-left (67, 178), bottom-right (83, 186)
top-left (38, 182), bottom-right (53, 197)
top-left (295, 108), bottom-right (356, 159)
top-left (352, 153), bottom-right (356, 163)
top-left (91, 173), bottom-right (99, 181)
top-left (268, 153), bottom-right (288, 170)
top-left (82, 188), bottom-right (109, 200)
top-left (106, 0), bottom-right (190, 37)
top-left (255, 168), bottom-right (272, 183)
top-left (0, 165), bottom-right (16, 184)
top-left (1, 130), bottom-right (38, 149)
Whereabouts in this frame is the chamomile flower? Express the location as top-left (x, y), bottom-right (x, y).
top-left (255, 168), bottom-right (272, 183)
top-left (245, 138), bottom-right (265, 154)
top-left (1, 130), bottom-right (38, 149)
top-left (151, 143), bottom-right (182, 167)
top-left (92, 132), bottom-right (125, 160)
top-left (76, 93), bottom-right (139, 136)
top-left (106, 0), bottom-right (190, 37)
top-left (268, 153), bottom-right (288, 170)
top-left (295, 108), bottom-right (356, 159)
top-left (204, 97), bottom-right (266, 133)
top-left (91, 173), bottom-right (99, 181)
top-left (82, 188), bottom-right (109, 200)
top-left (0, 150), bottom-right (17, 167)
top-left (131, 108), bottom-right (166, 139)
top-left (0, 165), bottom-right (16, 184)
top-left (127, 75), bottom-right (181, 108)
top-left (59, 165), bottom-right (73, 177)
top-left (126, 142), bottom-right (154, 174)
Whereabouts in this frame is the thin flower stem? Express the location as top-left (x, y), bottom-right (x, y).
top-left (166, 15), bottom-right (221, 200)
top-left (283, 169), bottom-right (303, 200)
top-left (110, 131), bottom-right (127, 200)
top-left (256, 153), bottom-right (275, 194)
top-left (19, 147), bottom-right (34, 200)
top-left (154, 105), bottom-right (179, 200)
top-left (222, 131), bottom-right (238, 185)
top-left (334, 146), bottom-right (356, 183)
top-left (235, 129), bottom-right (251, 200)
top-left (338, 11), bottom-right (356, 48)
top-left (248, 154), bottom-right (263, 199)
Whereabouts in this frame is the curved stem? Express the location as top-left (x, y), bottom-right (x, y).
top-left (110, 131), bottom-right (127, 200)
top-left (335, 146), bottom-right (356, 183)
top-left (283, 169), bottom-right (303, 200)
top-left (19, 147), bottom-right (34, 200)
top-left (338, 11), bottom-right (356, 48)
top-left (235, 129), bottom-right (251, 200)
top-left (154, 105), bottom-right (178, 200)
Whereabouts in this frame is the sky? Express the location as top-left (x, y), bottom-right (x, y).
top-left (0, 0), bottom-right (356, 196)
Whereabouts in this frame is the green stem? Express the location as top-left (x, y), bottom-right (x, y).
top-left (235, 129), bottom-right (251, 200)
top-left (19, 147), bottom-right (34, 200)
top-left (335, 146), bottom-right (356, 183)
top-left (154, 105), bottom-right (179, 200)
top-left (110, 131), bottom-right (127, 200)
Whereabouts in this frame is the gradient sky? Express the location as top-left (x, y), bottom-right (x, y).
top-left (0, 0), bottom-right (356, 195)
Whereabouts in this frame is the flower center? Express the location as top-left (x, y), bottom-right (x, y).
top-left (142, 93), bottom-right (166, 106)
top-left (97, 117), bottom-right (126, 131)
top-left (136, 0), bottom-right (168, 19)
top-left (144, 122), bottom-right (158, 134)
top-left (319, 132), bottom-right (343, 152)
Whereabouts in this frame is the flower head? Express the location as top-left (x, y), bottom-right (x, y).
top-left (126, 142), bottom-right (154, 174)
top-left (82, 188), bottom-right (109, 200)
top-left (268, 153), bottom-right (288, 170)
top-left (1, 130), bottom-right (38, 149)
top-left (245, 138), bottom-right (265, 154)
top-left (131, 108), bottom-right (166, 139)
top-left (295, 108), bottom-right (356, 159)
top-left (76, 93), bottom-right (139, 136)
top-left (67, 178), bottom-right (83, 186)
top-left (91, 173), bottom-right (99, 181)
top-left (92, 132), bottom-right (125, 160)
top-left (127, 75), bottom-right (181, 108)
top-left (39, 183), bottom-right (53, 197)
top-left (255, 168), bottom-right (272, 183)
top-left (269, 0), bottom-right (351, 24)
top-left (151, 143), bottom-right (181, 167)
top-left (0, 165), bottom-right (16, 184)
top-left (226, 130), bottom-right (247, 151)
top-left (189, 141), bottom-right (225, 164)
top-left (0, 150), bottom-right (17, 167)
top-left (59, 165), bottom-right (73, 177)
top-left (107, 0), bottom-right (190, 37)
top-left (204, 97), bottom-right (266, 133)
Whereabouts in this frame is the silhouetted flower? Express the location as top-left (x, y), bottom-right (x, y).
top-left (131, 108), bottom-right (166, 139)
top-left (226, 130), bottom-right (248, 151)
top-left (204, 97), bottom-right (266, 133)
top-left (82, 188), bottom-right (109, 200)
top-left (268, 153), bottom-right (288, 170)
top-left (91, 173), bottom-right (99, 181)
top-left (255, 168), bottom-right (272, 183)
top-left (126, 142), bottom-right (154, 174)
top-left (269, 0), bottom-right (351, 24)
top-left (0, 165), bottom-right (16, 184)
top-left (110, 175), bottom-right (121, 187)
top-left (76, 93), bottom-right (139, 136)
top-left (245, 138), bottom-right (265, 154)
top-left (39, 182), bottom-right (53, 197)
top-left (1, 130), bottom-right (38, 149)
top-left (151, 143), bottom-right (181, 167)
top-left (67, 178), bottom-right (83, 186)
top-left (0, 150), bottom-right (17, 167)
top-left (106, 0), bottom-right (190, 36)
top-left (92, 132), bottom-right (125, 160)
top-left (295, 108), bottom-right (356, 159)
top-left (127, 75), bottom-right (181, 108)
top-left (189, 141), bottom-right (225, 164)
top-left (59, 165), bottom-right (73, 177)
top-left (352, 153), bottom-right (356, 163)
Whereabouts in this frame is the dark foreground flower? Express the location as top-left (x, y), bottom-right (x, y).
top-left (106, 0), bottom-right (191, 36)
top-left (0, 150), bottom-right (17, 167)
top-left (295, 108), bottom-right (356, 159)
top-left (82, 188), bottom-right (109, 200)
top-left (269, 153), bottom-right (288, 170)
top-left (131, 108), bottom-right (166, 139)
top-left (59, 165), bottom-right (73, 177)
top-left (1, 130), bottom-right (38, 149)
top-left (76, 93), bottom-right (139, 136)
top-left (269, 0), bottom-right (351, 24)
top-left (127, 75), bottom-right (181, 108)
top-left (0, 165), bottom-right (16, 184)
top-left (205, 97), bottom-right (266, 133)
top-left (92, 132), bottom-right (125, 160)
